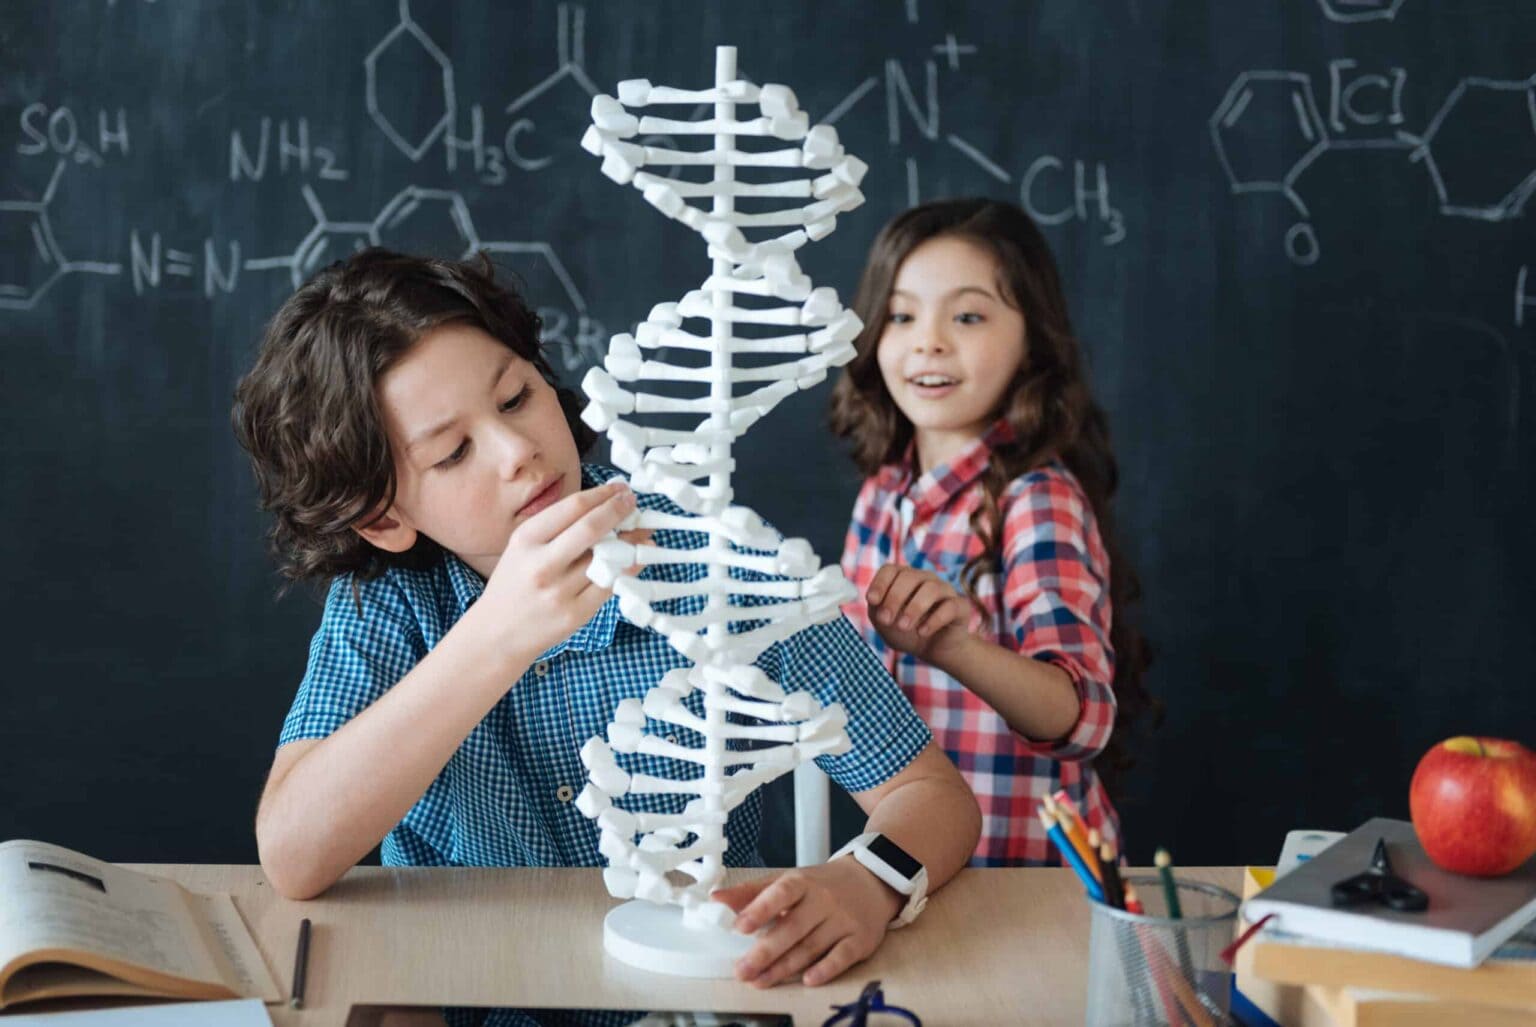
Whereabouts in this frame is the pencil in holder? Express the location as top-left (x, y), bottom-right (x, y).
top-left (1085, 875), bottom-right (1239, 1027)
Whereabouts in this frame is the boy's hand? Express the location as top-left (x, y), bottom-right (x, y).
top-left (478, 480), bottom-right (644, 663)
top-left (866, 564), bottom-right (970, 662)
top-left (712, 857), bottom-right (901, 988)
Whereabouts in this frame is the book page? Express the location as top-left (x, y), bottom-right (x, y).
top-left (0, 841), bottom-right (234, 995)
top-left (190, 895), bottom-right (280, 1002)
top-left (0, 963), bottom-right (171, 1006)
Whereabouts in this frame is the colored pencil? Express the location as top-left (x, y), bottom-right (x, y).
top-left (1155, 848), bottom-right (1183, 918)
top-left (1045, 795), bottom-right (1100, 880)
top-left (1156, 847), bottom-right (1199, 986)
top-left (1085, 827), bottom-right (1107, 886)
top-left (1037, 807), bottom-right (1105, 903)
top-left (1123, 880), bottom-right (1145, 915)
top-left (1133, 928), bottom-right (1184, 1026)
top-left (1126, 881), bottom-right (1214, 1027)
top-left (1097, 840), bottom-right (1125, 909)
top-left (1117, 882), bottom-right (1176, 1024)
top-left (1049, 791), bottom-right (1100, 868)
top-left (1142, 929), bottom-right (1215, 1027)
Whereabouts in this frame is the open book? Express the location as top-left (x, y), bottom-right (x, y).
top-left (0, 840), bottom-right (281, 1010)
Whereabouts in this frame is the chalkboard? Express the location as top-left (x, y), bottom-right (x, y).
top-left (3, 0), bottom-right (1532, 870)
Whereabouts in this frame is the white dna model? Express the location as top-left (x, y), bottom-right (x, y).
top-left (574, 46), bottom-right (870, 976)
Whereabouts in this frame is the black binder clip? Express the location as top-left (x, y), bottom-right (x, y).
top-left (1330, 837), bottom-right (1430, 913)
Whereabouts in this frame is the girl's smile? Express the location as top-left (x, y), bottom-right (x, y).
top-left (904, 371), bottom-right (961, 400)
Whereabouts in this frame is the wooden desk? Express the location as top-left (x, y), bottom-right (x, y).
top-left (134, 865), bottom-right (1243, 1027)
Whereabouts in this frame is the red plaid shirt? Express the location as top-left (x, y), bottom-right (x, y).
top-left (840, 420), bottom-right (1120, 866)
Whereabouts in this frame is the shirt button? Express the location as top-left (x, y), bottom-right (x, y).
top-left (556, 784), bottom-right (575, 803)
top-left (534, 659), bottom-right (550, 677)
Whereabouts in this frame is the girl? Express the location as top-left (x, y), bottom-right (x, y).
top-left (830, 198), bottom-right (1154, 867)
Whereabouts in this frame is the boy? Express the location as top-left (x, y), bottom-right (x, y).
top-left (232, 249), bottom-right (981, 1004)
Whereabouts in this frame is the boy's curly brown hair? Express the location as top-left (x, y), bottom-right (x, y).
top-left (232, 248), bottom-right (596, 588)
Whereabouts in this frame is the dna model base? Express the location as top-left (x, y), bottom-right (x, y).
top-left (602, 900), bottom-right (754, 978)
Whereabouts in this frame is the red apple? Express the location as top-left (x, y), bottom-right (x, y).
top-left (1409, 737), bottom-right (1536, 877)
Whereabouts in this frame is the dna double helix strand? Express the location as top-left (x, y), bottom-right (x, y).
top-left (573, 46), bottom-right (871, 974)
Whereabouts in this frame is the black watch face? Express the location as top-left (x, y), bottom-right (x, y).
top-left (867, 834), bottom-right (922, 879)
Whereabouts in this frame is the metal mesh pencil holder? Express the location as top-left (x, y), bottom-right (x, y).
top-left (1085, 875), bottom-right (1239, 1027)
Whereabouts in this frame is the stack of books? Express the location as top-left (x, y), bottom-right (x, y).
top-left (1235, 818), bottom-right (1536, 1027)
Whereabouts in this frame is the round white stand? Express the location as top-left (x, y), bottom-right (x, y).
top-left (602, 899), bottom-right (755, 977)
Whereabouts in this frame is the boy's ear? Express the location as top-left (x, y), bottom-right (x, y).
top-left (352, 506), bottom-right (419, 553)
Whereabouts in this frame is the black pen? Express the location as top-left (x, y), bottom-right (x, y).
top-left (290, 917), bottom-right (311, 1010)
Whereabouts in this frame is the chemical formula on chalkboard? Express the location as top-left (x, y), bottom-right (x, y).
top-left (1, 0), bottom-right (1130, 339)
top-left (2, 0), bottom-right (1532, 337)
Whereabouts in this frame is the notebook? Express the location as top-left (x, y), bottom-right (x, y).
top-left (1241, 817), bottom-right (1536, 968)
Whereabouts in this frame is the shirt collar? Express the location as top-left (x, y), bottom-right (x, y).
top-left (560, 596), bottom-right (622, 654)
top-left (444, 551), bottom-right (486, 614)
top-left (882, 418), bottom-right (1015, 518)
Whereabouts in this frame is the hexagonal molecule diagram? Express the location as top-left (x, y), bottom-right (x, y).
top-left (270, 184), bottom-right (575, 296)
top-left (1209, 71), bottom-right (1330, 264)
top-left (247, 183), bottom-right (602, 370)
top-left (1317, 0), bottom-right (1405, 23)
top-left (0, 188), bottom-right (66, 310)
top-left (0, 161), bottom-right (120, 310)
top-left (371, 186), bottom-right (476, 256)
top-left (366, 0), bottom-right (454, 162)
top-left (1414, 76), bottom-right (1536, 221)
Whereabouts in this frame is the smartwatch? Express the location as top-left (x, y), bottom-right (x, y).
top-left (830, 832), bottom-right (929, 928)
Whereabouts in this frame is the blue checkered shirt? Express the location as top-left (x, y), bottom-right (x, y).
top-left (278, 463), bottom-right (931, 873)
top-left (279, 465), bottom-right (931, 1026)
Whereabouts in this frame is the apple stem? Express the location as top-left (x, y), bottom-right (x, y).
top-left (1476, 738), bottom-right (1486, 758)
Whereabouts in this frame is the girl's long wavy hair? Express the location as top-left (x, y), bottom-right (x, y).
top-left (829, 198), bottom-right (1158, 798)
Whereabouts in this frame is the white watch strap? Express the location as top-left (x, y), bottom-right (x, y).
top-left (831, 832), bottom-right (930, 928)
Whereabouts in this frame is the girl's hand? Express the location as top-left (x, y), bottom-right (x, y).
top-left (866, 564), bottom-right (971, 662)
top-left (711, 858), bottom-right (901, 988)
top-left (477, 480), bottom-right (646, 664)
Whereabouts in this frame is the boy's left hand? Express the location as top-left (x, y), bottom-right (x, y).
top-left (711, 857), bottom-right (901, 988)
